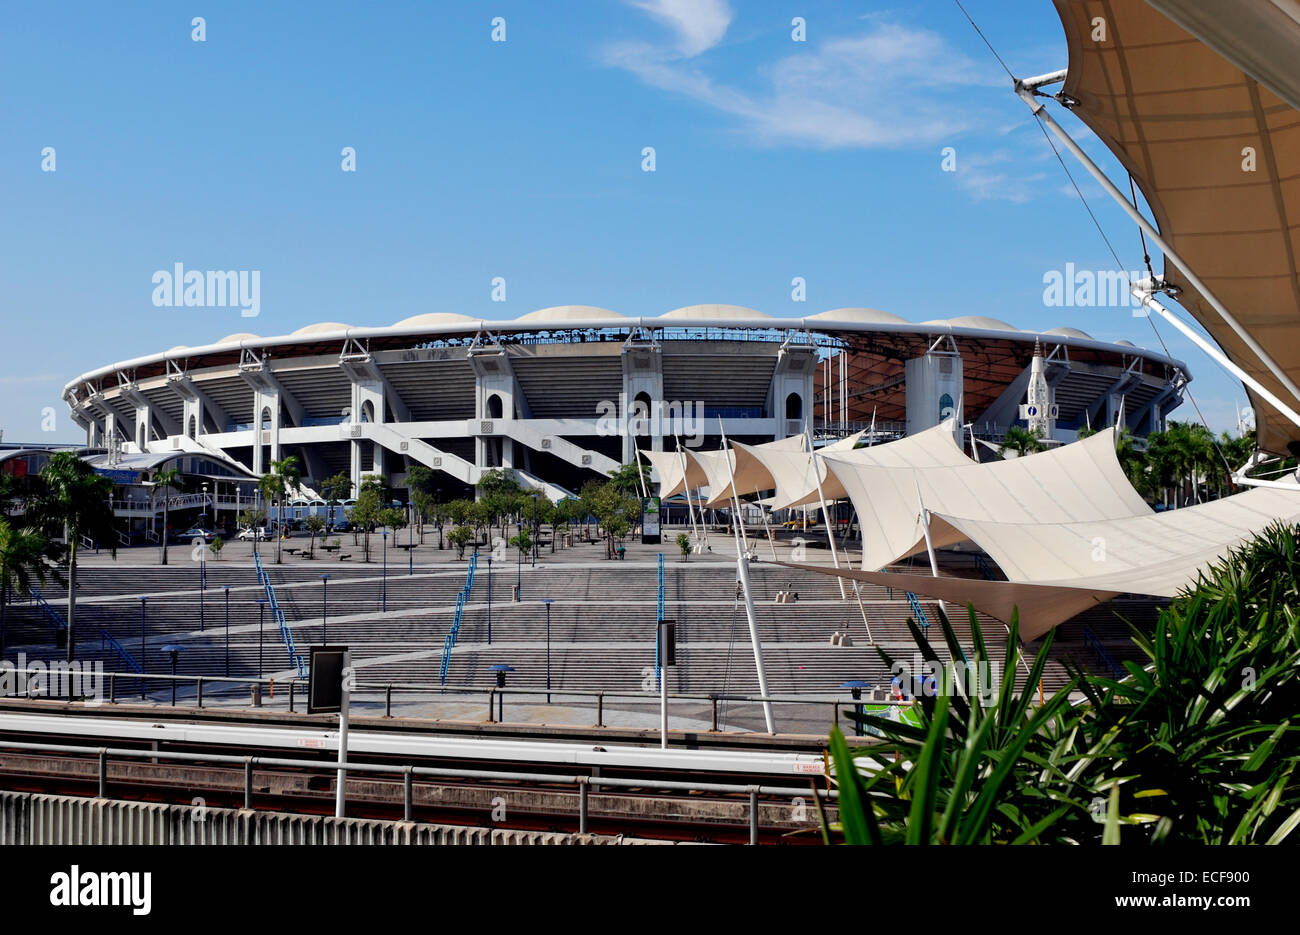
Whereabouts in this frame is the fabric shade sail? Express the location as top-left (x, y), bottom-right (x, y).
top-left (783, 484), bottom-right (1300, 639)
top-left (823, 427), bottom-right (1151, 570)
top-left (761, 420), bottom-right (972, 511)
top-left (1054, 0), bottom-right (1300, 454)
top-left (639, 446), bottom-right (708, 499)
top-left (693, 434), bottom-right (806, 507)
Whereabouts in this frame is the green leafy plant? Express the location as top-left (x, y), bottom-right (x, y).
top-left (826, 523), bottom-right (1300, 845)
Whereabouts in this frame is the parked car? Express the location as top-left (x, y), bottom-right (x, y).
top-left (180, 527), bottom-right (215, 543)
top-left (237, 526), bottom-right (271, 541)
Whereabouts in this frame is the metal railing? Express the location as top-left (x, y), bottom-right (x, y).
top-left (0, 665), bottom-right (912, 732)
top-left (27, 588), bottom-right (142, 675)
top-left (255, 552), bottom-right (307, 678)
top-left (1080, 625), bottom-right (1122, 679)
top-left (439, 552), bottom-right (478, 684)
top-left (905, 591), bottom-right (931, 631)
top-left (0, 736), bottom-right (841, 842)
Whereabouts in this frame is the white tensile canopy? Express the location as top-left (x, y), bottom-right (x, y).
top-left (790, 484), bottom-right (1300, 639)
top-left (821, 427), bottom-right (1152, 571)
top-left (638, 446), bottom-right (709, 499)
top-left (753, 421), bottom-right (971, 511)
top-left (692, 434), bottom-right (806, 507)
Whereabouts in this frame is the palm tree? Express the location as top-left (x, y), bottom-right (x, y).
top-left (261, 455), bottom-right (302, 564)
top-left (0, 517), bottom-right (49, 659)
top-left (35, 452), bottom-right (117, 663)
top-left (320, 471), bottom-right (352, 533)
top-left (998, 425), bottom-right (1045, 458)
top-left (150, 466), bottom-right (183, 565)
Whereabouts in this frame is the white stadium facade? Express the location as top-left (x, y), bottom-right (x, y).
top-left (60, 305), bottom-right (1188, 506)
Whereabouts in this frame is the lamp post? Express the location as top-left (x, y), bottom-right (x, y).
top-left (320, 573), bottom-right (331, 644)
top-left (531, 491), bottom-right (539, 567)
top-left (489, 664), bottom-right (514, 722)
top-left (381, 529), bottom-right (389, 613)
top-left (486, 555), bottom-right (493, 645)
top-left (198, 534), bottom-right (206, 632)
top-left (841, 680), bottom-right (871, 738)
top-left (222, 585), bottom-right (231, 678)
top-left (408, 502), bottom-right (414, 575)
top-left (256, 599), bottom-right (268, 679)
top-left (138, 597), bottom-right (148, 698)
top-left (516, 529), bottom-right (522, 600)
top-left (201, 481), bottom-right (209, 527)
top-left (543, 598), bottom-right (553, 704)
top-left (163, 645), bottom-right (182, 705)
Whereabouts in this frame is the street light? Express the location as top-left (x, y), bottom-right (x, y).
top-left (408, 501), bottom-right (414, 576)
top-left (320, 573), bottom-right (331, 644)
top-left (198, 536), bottom-right (206, 632)
top-left (256, 598), bottom-right (269, 679)
top-left (489, 664), bottom-right (515, 722)
top-left (163, 645), bottom-right (182, 705)
top-left (381, 529), bottom-right (389, 612)
top-left (841, 680), bottom-right (872, 737)
top-left (138, 597), bottom-right (148, 698)
top-left (486, 555), bottom-right (493, 645)
top-left (222, 585), bottom-right (232, 678)
top-left (531, 491), bottom-right (539, 567)
top-left (543, 598), bottom-right (553, 704)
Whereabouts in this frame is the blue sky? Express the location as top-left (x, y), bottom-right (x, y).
top-left (0, 0), bottom-right (1250, 442)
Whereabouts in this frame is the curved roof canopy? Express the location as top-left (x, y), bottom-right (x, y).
top-left (1054, 0), bottom-right (1300, 452)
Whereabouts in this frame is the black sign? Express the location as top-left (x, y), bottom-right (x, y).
top-left (657, 621), bottom-right (676, 667)
top-left (308, 646), bottom-right (349, 714)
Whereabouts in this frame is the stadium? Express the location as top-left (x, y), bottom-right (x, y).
top-left (58, 304), bottom-right (1188, 514)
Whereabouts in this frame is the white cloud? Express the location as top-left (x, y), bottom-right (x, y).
top-left (626, 0), bottom-right (732, 56)
top-left (952, 151), bottom-right (1045, 203)
top-left (602, 16), bottom-right (1003, 150)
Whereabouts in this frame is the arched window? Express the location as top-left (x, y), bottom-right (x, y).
top-left (187, 414), bottom-right (197, 439)
top-left (785, 392), bottom-right (803, 420)
top-left (487, 394), bottom-right (504, 419)
top-left (360, 401), bottom-right (375, 424)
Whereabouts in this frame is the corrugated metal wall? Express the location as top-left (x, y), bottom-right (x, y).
top-left (0, 792), bottom-right (663, 845)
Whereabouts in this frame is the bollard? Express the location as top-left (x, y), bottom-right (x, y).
top-left (97, 748), bottom-right (107, 798)
top-left (832, 701), bottom-right (839, 724)
top-left (108, 674), bottom-right (116, 705)
top-left (403, 766), bottom-right (413, 822)
top-left (487, 689), bottom-right (496, 723)
top-left (511, 584), bottom-right (519, 602)
top-left (595, 691), bottom-right (604, 728)
top-left (244, 758), bottom-right (254, 810)
top-left (289, 681), bottom-right (295, 713)
top-left (196, 677), bottom-right (203, 708)
top-left (385, 684), bottom-right (393, 718)
top-left (749, 787), bottom-right (759, 845)
top-left (578, 777), bottom-right (589, 834)
top-left (710, 695), bottom-right (719, 732)
top-left (251, 684), bottom-right (262, 707)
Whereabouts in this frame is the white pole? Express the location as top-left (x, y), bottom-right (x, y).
top-left (1017, 79), bottom-right (1300, 415)
top-left (675, 436), bottom-right (704, 550)
top-left (717, 420), bottom-right (751, 557)
top-left (721, 425), bottom-right (775, 733)
top-left (660, 659), bottom-right (668, 749)
top-left (334, 650), bottom-right (351, 818)
top-left (1134, 288), bottom-right (1300, 431)
top-left (806, 424), bottom-right (847, 600)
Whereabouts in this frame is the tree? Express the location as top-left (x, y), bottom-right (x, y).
top-left (0, 517), bottom-right (50, 658)
top-left (151, 466), bottom-right (184, 565)
top-left (35, 452), bottom-right (117, 663)
top-left (448, 525), bottom-right (474, 561)
top-left (352, 474), bottom-right (386, 562)
top-left (676, 531), bottom-right (691, 563)
top-left (998, 426), bottom-right (1045, 459)
top-left (406, 465), bottom-right (438, 542)
top-left (209, 536), bottom-right (224, 561)
top-left (509, 528), bottom-right (532, 560)
top-left (320, 471), bottom-right (352, 531)
top-left (265, 455), bottom-right (302, 564)
top-left (608, 460), bottom-right (652, 496)
top-left (305, 515), bottom-right (326, 558)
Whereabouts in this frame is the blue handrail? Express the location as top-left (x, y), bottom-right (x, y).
top-left (973, 554), bottom-right (997, 581)
top-left (906, 592), bottom-right (931, 631)
top-left (255, 553), bottom-right (307, 678)
top-left (439, 552), bottom-right (477, 684)
top-left (30, 587), bottom-right (143, 674)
